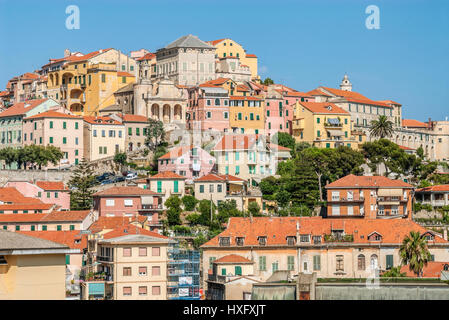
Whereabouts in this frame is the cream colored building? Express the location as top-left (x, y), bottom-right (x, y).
top-left (83, 116), bottom-right (125, 161)
top-left (0, 230), bottom-right (76, 300)
top-left (431, 120), bottom-right (449, 162)
top-left (148, 172), bottom-right (186, 208)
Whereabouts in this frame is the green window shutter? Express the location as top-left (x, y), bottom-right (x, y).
top-left (70, 225), bottom-right (75, 231)
top-left (57, 225), bottom-right (62, 231)
top-left (66, 255), bottom-right (70, 265)
top-left (345, 131), bottom-right (348, 137)
top-left (49, 137), bottom-right (53, 144)
top-left (15, 225), bottom-right (20, 231)
top-left (345, 118), bottom-right (348, 124)
top-left (199, 185), bottom-right (204, 193)
top-left (63, 137), bottom-right (67, 144)
top-left (235, 266), bottom-right (242, 275)
top-left (157, 181), bottom-right (162, 193)
top-left (2, 226), bottom-right (6, 230)
top-left (31, 225), bottom-right (35, 231)
top-left (47, 192), bottom-right (50, 198)
top-left (63, 122), bottom-right (66, 129)
top-left (287, 256), bottom-right (294, 271)
top-left (235, 166), bottom-right (240, 175)
top-left (42, 225), bottom-right (47, 231)
top-left (75, 122), bottom-right (79, 129)
top-left (50, 121), bottom-right (53, 129)
top-left (326, 143), bottom-right (330, 148)
top-left (259, 256), bottom-right (266, 271)
top-left (174, 180), bottom-right (179, 193)
top-left (128, 127), bottom-right (132, 135)
top-left (39, 137), bottom-right (42, 144)
top-left (386, 255), bottom-right (393, 270)
top-left (38, 192), bottom-right (41, 197)
top-left (430, 255), bottom-right (435, 261)
top-left (55, 192), bottom-right (58, 198)
top-left (75, 149), bottom-right (78, 156)
top-left (222, 268), bottom-right (226, 276)
top-left (267, 110), bottom-right (270, 117)
top-left (122, 76), bottom-right (126, 83)
top-left (235, 152), bottom-right (239, 161)
top-left (317, 117), bottom-right (320, 124)
top-left (75, 158), bottom-right (79, 165)
top-left (225, 166), bottom-right (229, 174)
top-left (317, 130), bottom-right (320, 137)
top-left (34, 122), bottom-right (37, 130)
top-left (136, 128), bottom-right (140, 136)
top-left (313, 255), bottom-right (321, 271)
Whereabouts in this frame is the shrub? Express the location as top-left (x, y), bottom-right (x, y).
top-left (182, 195), bottom-right (198, 211)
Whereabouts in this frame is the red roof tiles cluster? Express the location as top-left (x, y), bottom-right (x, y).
top-left (18, 230), bottom-right (88, 250)
top-left (298, 101), bottom-right (349, 115)
top-left (213, 254), bottom-right (254, 264)
top-left (136, 52), bottom-right (156, 61)
top-left (402, 119), bottom-right (429, 128)
top-left (326, 174), bottom-right (413, 189)
top-left (0, 210), bottom-right (91, 223)
top-left (83, 116), bottom-right (123, 125)
top-left (0, 99), bottom-right (49, 118)
top-left (148, 171), bottom-right (186, 180)
top-left (158, 145), bottom-right (193, 160)
top-left (400, 262), bottom-right (449, 278)
top-left (101, 224), bottom-right (169, 240)
top-left (194, 173), bottom-right (246, 183)
top-left (416, 185), bottom-right (449, 193)
top-left (24, 110), bottom-right (81, 120)
top-left (119, 114), bottom-right (148, 123)
top-left (213, 134), bottom-right (260, 151)
top-left (89, 216), bottom-right (147, 233)
top-left (35, 181), bottom-right (68, 191)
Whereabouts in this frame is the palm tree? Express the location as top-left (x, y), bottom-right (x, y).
top-left (399, 231), bottom-right (432, 277)
top-left (369, 115), bottom-right (394, 139)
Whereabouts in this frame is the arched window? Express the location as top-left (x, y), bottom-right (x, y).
top-left (370, 254), bottom-right (378, 270)
top-left (357, 254), bottom-right (365, 271)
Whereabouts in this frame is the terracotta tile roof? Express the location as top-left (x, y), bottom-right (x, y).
top-left (344, 97), bottom-right (393, 108)
top-left (194, 173), bottom-right (245, 183)
top-left (136, 52), bottom-right (156, 61)
top-left (201, 216), bottom-right (447, 247)
top-left (378, 100), bottom-right (402, 106)
top-left (42, 210), bottom-right (91, 222)
top-left (398, 145), bottom-right (415, 151)
top-left (0, 214), bottom-right (48, 223)
top-left (416, 185), bottom-right (449, 193)
top-left (0, 203), bottom-right (54, 211)
top-left (326, 174), bottom-right (413, 189)
top-left (269, 143), bottom-right (291, 151)
top-left (89, 216), bottom-right (147, 233)
top-left (158, 145), bottom-right (193, 160)
top-left (18, 230), bottom-right (87, 250)
top-left (0, 99), bottom-right (49, 118)
top-left (35, 181), bottom-right (68, 191)
top-left (83, 116), bottom-right (123, 125)
top-left (400, 262), bottom-right (449, 278)
top-left (66, 48), bottom-right (113, 62)
top-left (24, 110), bottom-right (81, 120)
top-left (20, 72), bottom-right (40, 80)
top-left (213, 254), bottom-right (254, 264)
top-left (119, 113), bottom-right (148, 123)
top-left (237, 85), bottom-right (250, 92)
top-left (101, 224), bottom-right (169, 240)
top-left (117, 71), bottom-right (134, 77)
top-left (148, 171), bottom-right (186, 180)
top-left (207, 39), bottom-right (226, 46)
top-left (306, 89), bottom-right (332, 97)
top-left (203, 77), bottom-right (232, 86)
top-left (402, 119), bottom-right (429, 128)
top-left (298, 101), bottom-right (349, 115)
top-left (0, 187), bottom-right (44, 204)
top-left (0, 91), bottom-right (11, 97)
top-left (319, 87), bottom-right (371, 100)
top-left (284, 91), bottom-right (312, 98)
top-left (212, 134), bottom-right (260, 151)
top-left (246, 54), bottom-right (257, 58)
top-left (93, 186), bottom-right (160, 197)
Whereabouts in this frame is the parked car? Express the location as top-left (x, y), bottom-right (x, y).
top-left (125, 172), bottom-right (138, 180)
top-left (96, 172), bottom-right (114, 183)
top-left (113, 176), bottom-right (125, 183)
top-left (100, 179), bottom-right (114, 185)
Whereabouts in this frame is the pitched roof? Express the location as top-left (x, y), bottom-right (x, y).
top-left (378, 100), bottom-right (402, 106)
top-left (24, 110), bottom-right (81, 120)
top-left (65, 48), bottom-right (113, 63)
top-left (83, 116), bottom-right (123, 125)
top-left (148, 171), bottom-right (186, 180)
top-left (306, 89), bottom-right (332, 97)
top-left (400, 262), bottom-right (449, 278)
top-left (402, 119), bottom-right (429, 128)
top-left (119, 113), bottom-right (148, 123)
top-left (398, 145), bottom-right (415, 151)
top-left (246, 54), bottom-right (257, 58)
top-left (158, 145), bottom-right (193, 160)
top-left (101, 225), bottom-right (170, 241)
top-left (0, 187), bottom-right (45, 204)
top-left (0, 99), bottom-right (49, 118)
top-left (212, 134), bottom-right (260, 151)
top-left (165, 34), bottom-right (214, 49)
top-left (213, 254), bottom-right (254, 264)
top-left (326, 174), bottom-right (413, 189)
top-left (416, 185), bottom-right (449, 193)
top-left (207, 39), bottom-right (226, 46)
top-left (269, 143), bottom-right (291, 151)
top-left (194, 173), bottom-right (246, 183)
top-left (35, 181), bottom-right (68, 191)
top-left (0, 214), bottom-right (48, 223)
top-left (136, 52), bottom-right (156, 61)
top-left (0, 210), bottom-right (90, 223)
top-left (93, 186), bottom-right (159, 197)
top-left (319, 87), bottom-right (371, 100)
top-left (201, 216), bottom-right (448, 248)
top-left (18, 230), bottom-right (87, 250)
top-left (0, 203), bottom-right (54, 211)
top-left (89, 216), bottom-right (147, 233)
top-left (298, 101), bottom-right (349, 115)
top-left (0, 229), bottom-right (69, 250)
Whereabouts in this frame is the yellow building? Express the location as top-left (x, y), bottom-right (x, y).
top-left (46, 49), bottom-right (136, 116)
top-left (229, 96), bottom-right (265, 134)
top-left (292, 101), bottom-right (361, 149)
top-left (0, 229), bottom-right (76, 300)
top-left (207, 38), bottom-right (259, 79)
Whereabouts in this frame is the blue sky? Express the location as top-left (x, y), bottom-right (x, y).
top-left (0, 0), bottom-right (448, 121)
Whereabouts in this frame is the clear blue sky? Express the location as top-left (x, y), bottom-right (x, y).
top-left (1, 0), bottom-right (448, 121)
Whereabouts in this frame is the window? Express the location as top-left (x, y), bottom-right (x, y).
top-left (57, 225), bottom-right (62, 231)
top-left (286, 236), bottom-right (296, 246)
top-left (152, 266), bottom-right (161, 276)
top-left (219, 237), bottom-right (230, 246)
top-left (139, 286), bottom-right (147, 296)
top-left (259, 256), bottom-right (266, 271)
top-left (287, 256), bottom-right (295, 270)
top-left (49, 137), bottom-right (53, 143)
top-left (386, 254), bottom-right (393, 270)
top-left (152, 286), bottom-right (161, 295)
top-left (209, 257), bottom-right (216, 269)
top-left (42, 225), bottom-right (47, 231)
top-left (332, 205), bottom-right (340, 215)
top-left (336, 255), bottom-right (344, 271)
top-left (370, 255), bottom-right (378, 270)
top-left (313, 236), bottom-right (321, 244)
top-left (139, 266), bottom-right (147, 276)
top-left (106, 199), bottom-right (115, 206)
top-left (217, 184), bottom-right (222, 193)
top-left (15, 225), bottom-right (20, 231)
top-left (93, 130), bottom-right (97, 137)
top-left (358, 254), bottom-right (365, 270)
top-left (31, 225), bottom-right (35, 231)
top-left (272, 262), bottom-right (279, 272)
top-left (300, 235), bottom-right (310, 243)
top-left (70, 225), bottom-right (75, 231)
top-left (63, 137), bottom-right (67, 144)
top-left (157, 181), bottom-right (162, 193)
top-left (123, 287), bottom-right (132, 296)
top-left (49, 121), bottom-right (53, 129)
top-left (123, 248), bottom-right (132, 257)
top-left (236, 237), bottom-right (245, 246)
top-left (199, 185), bottom-right (204, 193)
top-left (209, 184), bottom-right (214, 193)
top-left (101, 74), bottom-right (106, 83)
top-left (123, 267), bottom-right (132, 276)
top-left (124, 199), bottom-right (133, 207)
top-left (102, 130), bottom-right (105, 137)
top-left (258, 236), bottom-right (267, 246)
top-left (313, 255), bottom-right (321, 271)
top-left (235, 265), bottom-right (242, 275)
top-left (152, 247), bottom-right (160, 256)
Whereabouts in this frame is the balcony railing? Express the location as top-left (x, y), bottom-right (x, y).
top-left (138, 204), bottom-right (163, 210)
top-left (97, 255), bottom-right (113, 262)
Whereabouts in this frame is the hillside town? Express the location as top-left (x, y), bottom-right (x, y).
top-left (1, 34), bottom-right (449, 300)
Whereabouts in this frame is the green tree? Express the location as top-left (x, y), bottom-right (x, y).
top-left (259, 176), bottom-right (280, 200)
top-left (186, 212), bottom-right (201, 225)
top-left (113, 152), bottom-right (127, 171)
top-left (182, 195), bottom-right (199, 211)
top-left (217, 200), bottom-right (243, 224)
top-left (144, 118), bottom-right (165, 152)
top-left (198, 199), bottom-right (216, 226)
top-left (247, 201), bottom-right (261, 217)
top-left (262, 77), bottom-right (274, 85)
top-left (165, 195), bottom-right (182, 225)
top-left (193, 234), bottom-right (208, 250)
top-left (68, 158), bottom-right (96, 210)
top-left (381, 266), bottom-right (406, 277)
top-left (275, 189), bottom-right (291, 209)
top-left (399, 231), bottom-right (432, 277)
top-left (295, 142), bottom-right (311, 153)
top-left (369, 115), bottom-right (394, 139)
top-left (272, 132), bottom-right (295, 152)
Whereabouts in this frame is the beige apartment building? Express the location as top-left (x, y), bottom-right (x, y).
top-left (147, 172), bottom-right (186, 208)
top-left (431, 120), bottom-right (449, 162)
top-left (83, 230), bottom-right (175, 300)
top-left (83, 116), bottom-right (125, 161)
top-left (109, 113), bottom-right (148, 152)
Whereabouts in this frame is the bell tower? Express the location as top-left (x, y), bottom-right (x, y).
top-left (340, 74), bottom-right (352, 91)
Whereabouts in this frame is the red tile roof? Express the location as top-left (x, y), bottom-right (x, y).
top-left (0, 214), bottom-right (48, 223)
top-left (119, 114), bottom-right (148, 123)
top-left (42, 210), bottom-right (91, 222)
top-left (101, 224), bottom-right (169, 240)
top-left (89, 216), bottom-right (147, 233)
top-left (319, 87), bottom-right (371, 100)
top-left (269, 143), bottom-right (291, 151)
top-left (93, 186), bottom-right (159, 197)
top-left (194, 173), bottom-right (246, 183)
top-left (213, 254), bottom-right (254, 264)
top-left (24, 110), bottom-right (81, 120)
top-left (0, 210), bottom-right (89, 223)
top-left (117, 71), bottom-right (134, 77)
top-left (237, 85), bottom-right (250, 92)
top-left (400, 262), bottom-right (449, 278)
top-left (207, 39), bottom-right (226, 46)
top-left (416, 185), bottom-right (449, 193)
top-left (306, 89), bottom-right (332, 97)
top-left (83, 116), bottom-right (123, 125)
top-left (0, 203), bottom-right (54, 211)
top-left (378, 100), bottom-right (402, 106)
top-left (0, 187), bottom-right (44, 204)
top-left (402, 119), bottom-right (429, 128)
top-left (398, 145), bottom-right (415, 151)
top-left (246, 54), bottom-right (257, 58)
top-left (35, 181), bottom-right (68, 191)
top-left (158, 145), bottom-right (193, 160)
top-left (148, 171), bottom-right (186, 180)
top-left (201, 216), bottom-right (447, 247)
top-left (298, 101), bottom-right (349, 115)
top-left (18, 230), bottom-right (87, 250)
top-left (136, 52), bottom-right (156, 61)
top-left (0, 99), bottom-right (49, 118)
top-left (66, 48), bottom-right (112, 62)
top-left (326, 174), bottom-right (413, 189)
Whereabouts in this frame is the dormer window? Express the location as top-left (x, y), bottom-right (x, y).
top-left (313, 236), bottom-right (322, 244)
top-left (219, 237), bottom-right (230, 246)
top-left (236, 237), bottom-right (245, 246)
top-left (368, 232), bottom-right (382, 241)
top-left (286, 236), bottom-right (296, 246)
top-left (300, 235), bottom-right (310, 243)
top-left (423, 233), bottom-right (434, 241)
top-left (258, 236), bottom-right (267, 246)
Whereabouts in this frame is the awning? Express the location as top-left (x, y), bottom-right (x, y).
top-left (378, 189), bottom-right (403, 197)
top-left (327, 129), bottom-right (344, 137)
top-left (327, 118), bottom-right (340, 125)
top-left (141, 196), bottom-right (153, 205)
top-left (378, 201), bottom-right (400, 205)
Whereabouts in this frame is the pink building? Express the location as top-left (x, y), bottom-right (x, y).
top-left (22, 110), bottom-right (84, 168)
top-left (187, 85), bottom-right (230, 132)
top-left (158, 145), bottom-right (216, 182)
top-left (92, 186), bottom-right (163, 231)
top-left (5, 180), bottom-right (70, 210)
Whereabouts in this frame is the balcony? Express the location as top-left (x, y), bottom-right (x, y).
top-left (208, 274), bottom-right (227, 283)
top-left (138, 204), bottom-right (163, 211)
top-left (97, 255), bottom-right (113, 263)
top-left (324, 122), bottom-right (343, 128)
